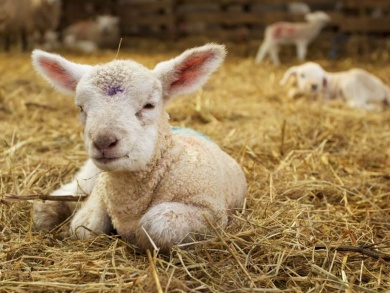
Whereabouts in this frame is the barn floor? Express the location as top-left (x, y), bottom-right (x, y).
top-left (1, 37), bottom-right (390, 292)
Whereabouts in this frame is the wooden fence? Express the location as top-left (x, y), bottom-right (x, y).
top-left (62, 0), bottom-right (390, 41)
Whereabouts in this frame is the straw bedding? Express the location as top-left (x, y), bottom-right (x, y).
top-left (1, 38), bottom-right (390, 292)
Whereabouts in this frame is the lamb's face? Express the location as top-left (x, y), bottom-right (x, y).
top-left (75, 60), bottom-right (163, 172)
top-left (295, 63), bottom-right (327, 95)
top-left (305, 11), bottom-right (331, 23)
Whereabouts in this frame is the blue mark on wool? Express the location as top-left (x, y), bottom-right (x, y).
top-left (171, 126), bottom-right (212, 142)
top-left (106, 85), bottom-right (123, 96)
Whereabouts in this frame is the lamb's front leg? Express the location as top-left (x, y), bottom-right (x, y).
top-left (33, 159), bottom-right (100, 231)
top-left (255, 41), bottom-right (270, 64)
top-left (296, 41), bottom-right (308, 61)
top-left (269, 45), bottom-right (281, 66)
top-left (70, 190), bottom-right (113, 239)
top-left (33, 180), bottom-right (78, 231)
top-left (135, 202), bottom-right (227, 253)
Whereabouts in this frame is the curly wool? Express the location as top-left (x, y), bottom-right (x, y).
top-left (95, 115), bottom-right (246, 250)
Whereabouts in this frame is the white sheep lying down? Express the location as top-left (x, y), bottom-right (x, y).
top-left (31, 44), bottom-right (247, 252)
top-left (280, 62), bottom-right (390, 110)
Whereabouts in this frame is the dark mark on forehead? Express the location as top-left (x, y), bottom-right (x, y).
top-left (106, 85), bottom-right (123, 96)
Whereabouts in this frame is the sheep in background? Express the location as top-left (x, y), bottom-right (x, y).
top-left (32, 0), bottom-right (62, 49)
top-left (0, 0), bottom-right (61, 51)
top-left (31, 44), bottom-right (247, 252)
top-left (0, 0), bottom-right (34, 51)
top-left (63, 15), bottom-right (120, 53)
top-left (255, 11), bottom-right (331, 65)
top-left (280, 62), bottom-right (390, 110)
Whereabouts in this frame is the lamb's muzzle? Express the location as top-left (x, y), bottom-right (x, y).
top-left (93, 134), bottom-right (118, 152)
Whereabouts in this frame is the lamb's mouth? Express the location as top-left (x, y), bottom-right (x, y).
top-left (93, 156), bottom-right (123, 164)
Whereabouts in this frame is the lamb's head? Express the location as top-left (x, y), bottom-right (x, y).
top-left (280, 62), bottom-right (327, 95)
top-left (32, 44), bottom-right (226, 172)
top-left (305, 11), bottom-right (331, 23)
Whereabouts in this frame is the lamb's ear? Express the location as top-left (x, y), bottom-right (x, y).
top-left (280, 66), bottom-right (298, 86)
top-left (32, 49), bottom-right (92, 95)
top-left (153, 43), bottom-right (226, 101)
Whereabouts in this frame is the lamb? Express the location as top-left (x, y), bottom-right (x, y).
top-left (255, 11), bottom-right (331, 65)
top-left (63, 15), bottom-right (120, 53)
top-left (31, 44), bottom-right (247, 252)
top-left (279, 62), bottom-right (390, 110)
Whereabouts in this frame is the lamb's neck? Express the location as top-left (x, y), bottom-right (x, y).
top-left (323, 73), bottom-right (340, 100)
top-left (307, 21), bottom-right (327, 35)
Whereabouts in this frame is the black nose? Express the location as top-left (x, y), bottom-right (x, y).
top-left (311, 84), bottom-right (318, 91)
top-left (94, 135), bottom-right (118, 151)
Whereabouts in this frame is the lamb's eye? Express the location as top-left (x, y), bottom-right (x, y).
top-left (78, 106), bottom-right (87, 123)
top-left (136, 103), bottom-right (155, 119)
top-left (143, 103), bottom-right (155, 110)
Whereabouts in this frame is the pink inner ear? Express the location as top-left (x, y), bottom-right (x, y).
top-left (170, 52), bottom-right (213, 88)
top-left (39, 58), bottom-right (77, 91)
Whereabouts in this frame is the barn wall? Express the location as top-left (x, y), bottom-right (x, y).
top-left (61, 0), bottom-right (390, 40)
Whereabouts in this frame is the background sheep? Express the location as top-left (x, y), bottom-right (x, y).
top-left (31, 44), bottom-right (247, 252)
top-left (255, 11), bottom-right (331, 65)
top-left (32, 0), bottom-right (62, 48)
top-left (63, 15), bottom-right (120, 53)
top-left (0, 0), bottom-right (61, 51)
top-left (280, 62), bottom-right (390, 110)
top-left (0, 0), bottom-right (34, 51)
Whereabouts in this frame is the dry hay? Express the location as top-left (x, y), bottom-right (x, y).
top-left (1, 37), bottom-right (390, 292)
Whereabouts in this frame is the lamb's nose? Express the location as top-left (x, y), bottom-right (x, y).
top-left (94, 135), bottom-right (118, 151)
top-left (311, 84), bottom-right (318, 91)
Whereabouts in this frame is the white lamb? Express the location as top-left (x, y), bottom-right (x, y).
top-left (31, 44), bottom-right (247, 252)
top-left (280, 62), bottom-right (390, 110)
top-left (255, 11), bottom-right (331, 65)
top-left (63, 15), bottom-right (120, 53)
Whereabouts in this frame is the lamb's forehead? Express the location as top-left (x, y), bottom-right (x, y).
top-left (79, 60), bottom-right (159, 97)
